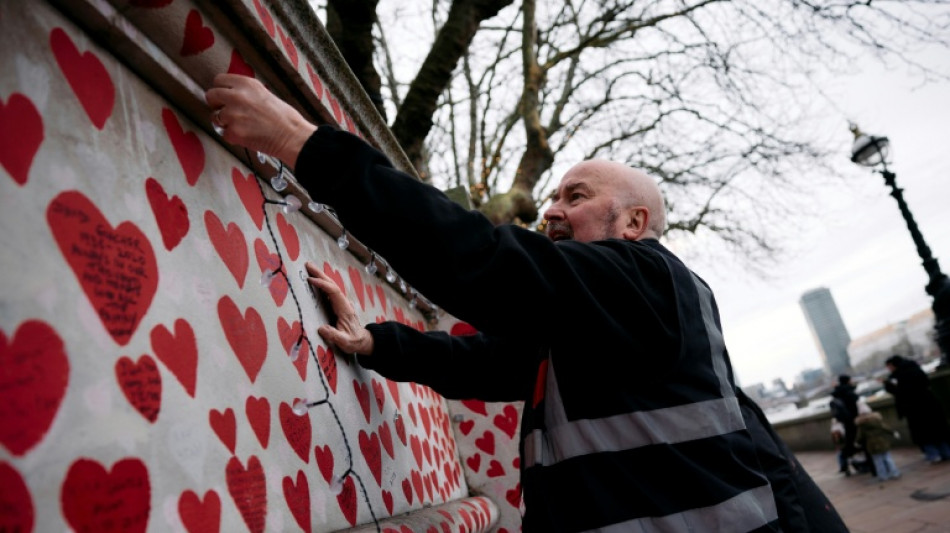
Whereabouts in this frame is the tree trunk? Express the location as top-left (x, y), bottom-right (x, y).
top-left (326, 0), bottom-right (386, 120)
top-left (390, 0), bottom-right (514, 176)
top-left (481, 0), bottom-right (552, 225)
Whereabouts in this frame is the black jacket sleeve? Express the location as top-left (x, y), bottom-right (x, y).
top-left (360, 322), bottom-right (542, 402)
top-left (294, 127), bottom-right (680, 368)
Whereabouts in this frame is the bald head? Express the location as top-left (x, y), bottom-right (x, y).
top-left (544, 160), bottom-right (665, 243)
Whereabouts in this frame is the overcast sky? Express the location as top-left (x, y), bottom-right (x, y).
top-left (309, 3), bottom-right (949, 387)
top-left (692, 50), bottom-right (950, 387)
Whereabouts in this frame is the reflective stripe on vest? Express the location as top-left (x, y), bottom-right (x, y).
top-left (592, 484), bottom-right (778, 533)
top-left (523, 390), bottom-right (746, 467)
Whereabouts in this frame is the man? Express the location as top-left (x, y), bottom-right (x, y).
top-left (830, 375), bottom-right (860, 473)
top-left (884, 355), bottom-right (950, 463)
top-left (206, 74), bottom-right (847, 532)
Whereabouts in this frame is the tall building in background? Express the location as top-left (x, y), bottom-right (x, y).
top-left (800, 287), bottom-right (853, 377)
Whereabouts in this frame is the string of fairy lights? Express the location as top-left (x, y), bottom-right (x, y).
top-left (247, 149), bottom-right (386, 531)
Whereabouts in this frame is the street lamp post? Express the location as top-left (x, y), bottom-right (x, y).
top-left (849, 124), bottom-right (950, 369)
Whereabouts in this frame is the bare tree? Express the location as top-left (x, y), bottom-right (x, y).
top-left (320, 0), bottom-right (950, 260)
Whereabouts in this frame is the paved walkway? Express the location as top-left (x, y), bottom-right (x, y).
top-left (796, 447), bottom-right (950, 532)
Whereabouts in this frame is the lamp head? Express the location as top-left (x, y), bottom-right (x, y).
top-left (849, 122), bottom-right (890, 167)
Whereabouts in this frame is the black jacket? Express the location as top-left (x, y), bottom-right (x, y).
top-left (294, 126), bottom-right (847, 532)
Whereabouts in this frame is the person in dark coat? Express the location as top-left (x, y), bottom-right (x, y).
top-left (830, 375), bottom-right (860, 466)
top-left (205, 73), bottom-right (849, 532)
top-left (884, 355), bottom-right (950, 463)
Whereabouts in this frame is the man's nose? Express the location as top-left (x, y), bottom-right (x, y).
top-left (543, 202), bottom-right (563, 221)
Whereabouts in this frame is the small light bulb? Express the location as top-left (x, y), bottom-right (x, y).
top-left (270, 172), bottom-right (288, 192)
top-left (330, 475), bottom-right (344, 495)
top-left (292, 398), bottom-right (308, 416)
top-left (399, 280), bottom-right (407, 293)
top-left (385, 269), bottom-right (396, 283)
top-left (261, 269), bottom-right (276, 288)
top-left (337, 233), bottom-right (349, 250)
top-left (257, 151), bottom-right (267, 164)
top-left (365, 261), bottom-right (378, 276)
top-left (283, 195), bottom-right (302, 213)
top-left (308, 201), bottom-right (325, 214)
top-left (290, 338), bottom-right (302, 362)
top-left (212, 123), bottom-right (225, 136)
top-left (409, 296), bottom-right (417, 309)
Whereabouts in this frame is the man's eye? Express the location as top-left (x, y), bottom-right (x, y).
top-left (570, 193), bottom-right (585, 201)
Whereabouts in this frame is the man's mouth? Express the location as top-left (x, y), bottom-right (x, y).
top-left (547, 223), bottom-right (572, 242)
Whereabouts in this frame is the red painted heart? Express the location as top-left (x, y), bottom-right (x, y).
top-left (252, 0), bottom-right (276, 37)
top-left (348, 266), bottom-right (366, 310)
top-left (150, 319), bottom-right (197, 397)
top-left (411, 470), bottom-right (424, 504)
top-left (336, 476), bottom-right (358, 526)
top-left (47, 191), bottom-right (159, 346)
top-left (371, 379), bottom-right (386, 414)
top-left (461, 399), bottom-right (487, 416)
top-left (401, 478), bottom-right (413, 505)
top-left (465, 453), bottom-right (481, 473)
top-left (0, 93), bottom-right (43, 186)
top-left (366, 283), bottom-right (376, 307)
top-left (161, 108), bottom-right (205, 186)
top-left (474, 430), bottom-right (495, 455)
top-left (277, 317), bottom-right (308, 381)
top-left (375, 285), bottom-right (387, 314)
top-left (327, 93), bottom-right (343, 124)
top-left (353, 380), bottom-right (371, 423)
top-left (458, 419), bottom-right (474, 436)
top-left (359, 430), bottom-right (382, 486)
top-left (50, 28), bottom-right (114, 129)
top-left (115, 355), bottom-right (161, 423)
top-left (218, 296), bottom-right (267, 383)
top-left (0, 320), bottom-right (69, 456)
top-left (204, 210), bottom-right (248, 288)
top-left (322, 262), bottom-right (345, 293)
top-left (232, 167), bottom-right (264, 229)
top-left (494, 403), bottom-right (519, 439)
top-left (228, 48), bottom-right (254, 77)
top-left (275, 213), bottom-right (300, 261)
top-left (279, 400), bottom-right (312, 463)
top-left (378, 421), bottom-right (394, 459)
top-left (306, 63), bottom-right (324, 98)
top-left (276, 26), bottom-right (298, 68)
top-left (254, 238), bottom-right (287, 307)
top-left (381, 490), bottom-right (394, 515)
top-left (386, 379), bottom-right (401, 409)
top-left (178, 489), bottom-right (220, 533)
top-left (282, 470), bottom-right (311, 533)
top-left (314, 444), bottom-right (334, 483)
top-left (316, 345), bottom-right (338, 393)
top-left (0, 462), bottom-right (34, 532)
top-left (209, 408), bottom-right (236, 454)
top-left (409, 435), bottom-right (423, 470)
top-left (61, 458), bottom-right (151, 533)
top-left (145, 177), bottom-right (189, 250)
top-left (420, 404), bottom-right (432, 436)
top-left (486, 460), bottom-right (505, 478)
top-left (180, 9), bottom-right (214, 56)
top-left (225, 456), bottom-right (267, 533)
top-left (394, 413), bottom-right (407, 446)
top-left (246, 395), bottom-right (271, 449)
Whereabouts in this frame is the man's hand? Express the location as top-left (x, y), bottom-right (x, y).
top-left (205, 74), bottom-right (317, 167)
top-left (306, 261), bottom-right (374, 356)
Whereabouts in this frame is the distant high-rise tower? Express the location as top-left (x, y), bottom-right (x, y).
top-left (800, 287), bottom-right (853, 377)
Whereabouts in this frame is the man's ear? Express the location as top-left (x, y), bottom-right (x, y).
top-left (621, 206), bottom-right (649, 241)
